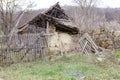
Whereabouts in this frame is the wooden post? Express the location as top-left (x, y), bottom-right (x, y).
top-left (46, 21), bottom-right (50, 47)
top-left (40, 33), bottom-right (47, 60)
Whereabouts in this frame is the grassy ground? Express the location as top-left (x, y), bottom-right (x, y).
top-left (0, 54), bottom-right (120, 80)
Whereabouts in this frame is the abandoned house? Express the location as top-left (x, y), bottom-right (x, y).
top-left (17, 2), bottom-right (79, 51)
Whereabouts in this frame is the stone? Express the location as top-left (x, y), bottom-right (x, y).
top-left (96, 57), bottom-right (104, 62)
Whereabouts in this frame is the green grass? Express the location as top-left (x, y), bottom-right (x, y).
top-left (0, 54), bottom-right (120, 80)
top-left (115, 51), bottom-right (120, 58)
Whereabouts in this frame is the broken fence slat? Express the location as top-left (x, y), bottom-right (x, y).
top-left (79, 33), bottom-right (100, 55)
top-left (79, 39), bottom-right (89, 55)
top-left (82, 41), bottom-right (88, 54)
top-left (85, 33), bottom-right (99, 49)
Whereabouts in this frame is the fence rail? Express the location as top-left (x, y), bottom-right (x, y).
top-left (0, 33), bottom-right (48, 66)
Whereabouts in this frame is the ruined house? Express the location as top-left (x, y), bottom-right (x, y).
top-left (17, 2), bottom-right (79, 51)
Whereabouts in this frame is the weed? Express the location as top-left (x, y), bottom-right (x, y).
top-left (0, 54), bottom-right (119, 80)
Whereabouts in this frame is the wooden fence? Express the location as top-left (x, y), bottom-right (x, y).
top-left (0, 33), bottom-right (48, 66)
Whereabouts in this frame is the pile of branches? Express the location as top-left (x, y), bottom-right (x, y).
top-left (85, 28), bottom-right (120, 50)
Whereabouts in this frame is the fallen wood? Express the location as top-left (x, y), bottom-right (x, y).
top-left (79, 33), bottom-right (101, 55)
top-left (82, 41), bottom-right (88, 55)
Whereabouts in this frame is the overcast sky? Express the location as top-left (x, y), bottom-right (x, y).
top-left (32, 0), bottom-right (120, 9)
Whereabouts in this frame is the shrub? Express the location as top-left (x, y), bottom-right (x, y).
top-left (115, 51), bottom-right (120, 58)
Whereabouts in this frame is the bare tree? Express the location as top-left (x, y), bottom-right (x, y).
top-left (73, 0), bottom-right (100, 31)
top-left (0, 0), bottom-right (34, 35)
top-left (74, 0), bottom-right (98, 8)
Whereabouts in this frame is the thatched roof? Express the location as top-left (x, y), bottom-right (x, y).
top-left (17, 2), bottom-right (79, 34)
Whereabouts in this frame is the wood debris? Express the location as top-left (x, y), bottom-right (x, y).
top-left (79, 33), bottom-right (102, 55)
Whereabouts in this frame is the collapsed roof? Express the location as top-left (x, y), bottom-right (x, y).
top-left (18, 2), bottom-right (79, 34)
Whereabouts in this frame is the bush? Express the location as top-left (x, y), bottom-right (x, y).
top-left (115, 51), bottom-right (120, 58)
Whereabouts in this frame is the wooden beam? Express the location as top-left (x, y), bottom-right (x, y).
top-left (54, 7), bottom-right (64, 12)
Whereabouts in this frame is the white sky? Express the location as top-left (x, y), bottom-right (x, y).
top-left (32, 0), bottom-right (120, 9)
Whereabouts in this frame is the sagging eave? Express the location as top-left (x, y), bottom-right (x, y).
top-left (55, 23), bottom-right (79, 34)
